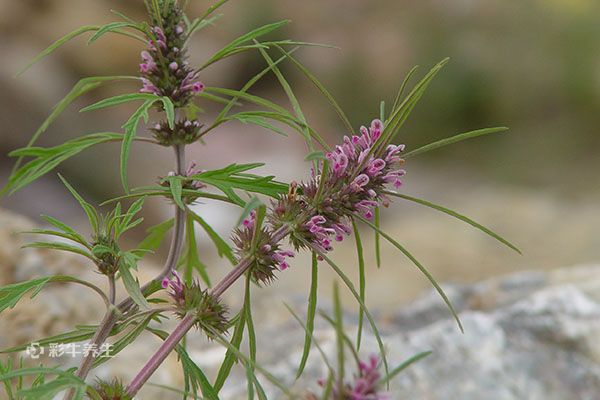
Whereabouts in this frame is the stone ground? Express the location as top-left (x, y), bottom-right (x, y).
top-left (1, 194), bottom-right (600, 398)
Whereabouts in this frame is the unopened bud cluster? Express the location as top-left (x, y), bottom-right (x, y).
top-left (162, 272), bottom-right (229, 336)
top-left (93, 378), bottom-right (133, 400)
top-left (91, 235), bottom-right (121, 276)
top-left (151, 119), bottom-right (202, 146)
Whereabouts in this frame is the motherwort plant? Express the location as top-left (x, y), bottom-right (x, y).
top-left (0, 0), bottom-right (519, 399)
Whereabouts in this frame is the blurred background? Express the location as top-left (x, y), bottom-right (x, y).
top-left (0, 0), bottom-right (599, 307)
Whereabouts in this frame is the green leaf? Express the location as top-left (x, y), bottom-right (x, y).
top-left (80, 93), bottom-right (159, 112)
top-left (181, 212), bottom-right (211, 287)
top-left (235, 196), bottom-right (264, 227)
top-left (356, 215), bottom-right (463, 333)
top-left (374, 207), bottom-right (382, 268)
top-left (333, 282), bottom-right (345, 394)
top-left (211, 331), bottom-right (292, 397)
top-left (92, 313), bottom-right (157, 368)
top-left (121, 99), bottom-right (160, 192)
top-left (295, 252), bottom-right (319, 379)
top-left (201, 21), bottom-right (290, 69)
top-left (189, 212), bottom-right (236, 265)
top-left (0, 277), bottom-right (51, 314)
top-left (228, 113), bottom-right (288, 136)
top-left (165, 176), bottom-right (186, 210)
top-left (16, 25), bottom-right (99, 76)
top-left (243, 276), bottom-right (259, 398)
top-left (390, 65), bottom-right (419, 118)
top-left (23, 242), bottom-right (94, 261)
top-left (0, 367), bottom-right (86, 400)
top-left (119, 260), bottom-right (150, 310)
top-left (213, 311), bottom-right (245, 393)
top-left (273, 46), bottom-right (355, 135)
top-left (191, 164), bottom-right (288, 206)
top-left (256, 46), bottom-right (318, 153)
top-left (40, 215), bottom-right (87, 245)
top-left (386, 192), bottom-right (521, 253)
top-left (378, 58), bottom-right (449, 153)
top-left (161, 96), bottom-right (176, 129)
top-left (1, 327), bottom-right (96, 354)
top-left (58, 174), bottom-right (99, 233)
top-left (305, 151), bottom-right (325, 162)
top-left (402, 127), bottom-right (509, 159)
top-left (88, 22), bottom-right (144, 44)
top-left (4, 132), bottom-right (123, 194)
top-left (300, 238), bottom-right (390, 382)
top-left (135, 218), bottom-right (174, 254)
top-left (284, 302), bottom-right (334, 376)
top-left (382, 351), bottom-right (432, 384)
top-left (4, 75), bottom-right (136, 183)
top-left (351, 219), bottom-right (366, 350)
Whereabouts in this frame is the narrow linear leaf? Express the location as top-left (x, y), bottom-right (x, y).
top-left (385, 191), bottom-right (521, 253)
top-left (295, 252), bottom-right (319, 379)
top-left (300, 238), bottom-right (389, 382)
top-left (382, 351), bottom-right (432, 384)
top-left (351, 219), bottom-right (366, 350)
top-left (356, 215), bottom-right (463, 332)
top-left (402, 127), bottom-right (509, 159)
top-left (17, 26), bottom-right (99, 76)
top-left (274, 45), bottom-right (354, 135)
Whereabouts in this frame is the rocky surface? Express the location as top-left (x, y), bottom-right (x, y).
top-left (2, 207), bottom-right (600, 399)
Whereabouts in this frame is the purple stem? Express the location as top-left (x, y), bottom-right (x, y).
top-left (63, 146), bottom-right (187, 400)
top-left (126, 313), bottom-right (197, 397)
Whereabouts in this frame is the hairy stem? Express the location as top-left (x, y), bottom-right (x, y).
top-left (126, 313), bottom-right (197, 397)
top-left (108, 274), bottom-right (116, 305)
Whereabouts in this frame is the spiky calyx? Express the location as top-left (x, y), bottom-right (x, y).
top-left (162, 274), bottom-right (229, 336)
top-left (91, 235), bottom-right (121, 275)
top-left (92, 378), bottom-right (133, 400)
top-left (151, 119), bottom-right (202, 146)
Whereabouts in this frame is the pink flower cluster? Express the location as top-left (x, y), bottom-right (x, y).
top-left (162, 271), bottom-right (184, 298)
top-left (138, 24), bottom-right (204, 104)
top-left (319, 355), bottom-right (389, 400)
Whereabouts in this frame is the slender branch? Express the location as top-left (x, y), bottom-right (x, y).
top-left (108, 274), bottom-right (116, 305)
top-left (126, 313), bottom-right (197, 397)
top-left (64, 146), bottom-right (188, 400)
